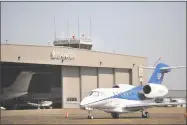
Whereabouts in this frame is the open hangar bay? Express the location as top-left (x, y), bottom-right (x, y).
top-left (1, 44), bottom-right (147, 109)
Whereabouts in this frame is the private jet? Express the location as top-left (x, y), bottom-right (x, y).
top-left (27, 100), bottom-right (53, 109)
top-left (80, 63), bottom-right (186, 119)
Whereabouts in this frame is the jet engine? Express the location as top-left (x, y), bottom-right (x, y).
top-left (143, 84), bottom-right (168, 98)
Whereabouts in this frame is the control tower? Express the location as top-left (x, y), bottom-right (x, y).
top-left (53, 35), bottom-right (93, 50)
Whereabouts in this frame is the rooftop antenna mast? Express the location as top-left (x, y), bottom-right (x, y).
top-left (66, 20), bottom-right (70, 47)
top-left (54, 17), bottom-right (57, 41)
top-left (78, 16), bottom-right (80, 49)
top-left (89, 17), bottom-right (92, 39)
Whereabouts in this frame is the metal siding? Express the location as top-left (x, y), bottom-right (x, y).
top-left (115, 68), bottom-right (131, 85)
top-left (62, 66), bottom-right (80, 108)
top-left (134, 66), bottom-right (141, 85)
top-left (81, 67), bottom-right (97, 99)
top-left (98, 68), bottom-right (113, 88)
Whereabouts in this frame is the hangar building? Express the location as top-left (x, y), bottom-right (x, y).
top-left (1, 37), bottom-right (148, 108)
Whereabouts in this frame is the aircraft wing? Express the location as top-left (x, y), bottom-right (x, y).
top-left (1, 107), bottom-right (6, 110)
top-left (139, 66), bottom-right (155, 69)
top-left (27, 101), bottom-right (53, 107)
top-left (125, 102), bottom-right (186, 110)
top-left (160, 66), bottom-right (186, 70)
top-left (41, 101), bottom-right (53, 106)
top-left (27, 102), bottom-right (41, 107)
top-left (139, 66), bottom-right (186, 70)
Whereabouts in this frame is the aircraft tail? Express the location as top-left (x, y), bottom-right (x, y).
top-left (148, 63), bottom-right (169, 84)
top-left (140, 63), bottom-right (186, 84)
top-left (4, 71), bottom-right (35, 93)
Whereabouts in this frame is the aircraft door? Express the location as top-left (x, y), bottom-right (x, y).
top-left (99, 92), bottom-right (107, 106)
top-left (106, 92), bottom-right (115, 107)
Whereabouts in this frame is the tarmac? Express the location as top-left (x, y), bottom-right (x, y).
top-left (1, 107), bottom-right (186, 124)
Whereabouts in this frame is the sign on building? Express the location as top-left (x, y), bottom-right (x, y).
top-left (138, 65), bottom-right (144, 84)
top-left (138, 64), bottom-right (144, 78)
top-left (51, 50), bottom-right (75, 61)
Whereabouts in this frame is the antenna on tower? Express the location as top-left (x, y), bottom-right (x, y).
top-left (66, 20), bottom-right (70, 47)
top-left (89, 17), bottom-right (92, 38)
top-left (78, 16), bottom-right (80, 48)
top-left (66, 20), bottom-right (69, 38)
top-left (54, 17), bottom-right (57, 41)
top-left (78, 16), bottom-right (80, 39)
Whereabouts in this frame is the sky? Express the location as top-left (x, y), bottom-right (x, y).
top-left (1, 2), bottom-right (186, 90)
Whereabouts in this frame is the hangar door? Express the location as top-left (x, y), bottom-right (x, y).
top-left (115, 68), bottom-right (132, 85)
top-left (62, 66), bottom-right (80, 108)
top-left (98, 68), bottom-right (114, 88)
top-left (81, 67), bottom-right (97, 100)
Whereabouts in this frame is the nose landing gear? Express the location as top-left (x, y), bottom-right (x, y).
top-left (88, 110), bottom-right (94, 119)
top-left (141, 110), bottom-right (149, 118)
top-left (88, 115), bottom-right (94, 119)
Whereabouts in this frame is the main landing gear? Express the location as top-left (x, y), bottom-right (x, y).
top-left (111, 113), bottom-right (120, 119)
top-left (88, 110), bottom-right (94, 119)
top-left (141, 110), bottom-right (149, 118)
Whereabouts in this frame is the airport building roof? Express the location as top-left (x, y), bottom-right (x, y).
top-left (0, 44), bottom-right (147, 69)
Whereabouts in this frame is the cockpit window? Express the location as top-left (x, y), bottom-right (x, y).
top-left (88, 91), bottom-right (105, 97)
top-left (88, 91), bottom-right (98, 96)
top-left (88, 91), bottom-right (93, 96)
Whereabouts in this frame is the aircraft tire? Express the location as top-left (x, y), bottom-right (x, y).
top-left (142, 111), bottom-right (149, 118)
top-left (145, 112), bottom-right (149, 118)
top-left (91, 116), bottom-right (93, 119)
top-left (88, 115), bottom-right (93, 119)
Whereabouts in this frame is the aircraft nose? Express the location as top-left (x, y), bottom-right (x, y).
top-left (80, 97), bottom-right (91, 108)
top-left (80, 99), bottom-right (87, 108)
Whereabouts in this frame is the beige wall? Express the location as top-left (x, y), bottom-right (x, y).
top-left (98, 68), bottom-right (114, 88)
top-left (62, 66), bottom-right (80, 108)
top-left (1, 44), bottom-right (147, 70)
top-left (81, 67), bottom-right (97, 99)
top-left (132, 66), bottom-right (144, 85)
top-left (114, 68), bottom-right (131, 85)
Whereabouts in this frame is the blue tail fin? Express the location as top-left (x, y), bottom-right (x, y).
top-left (148, 63), bottom-right (171, 84)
